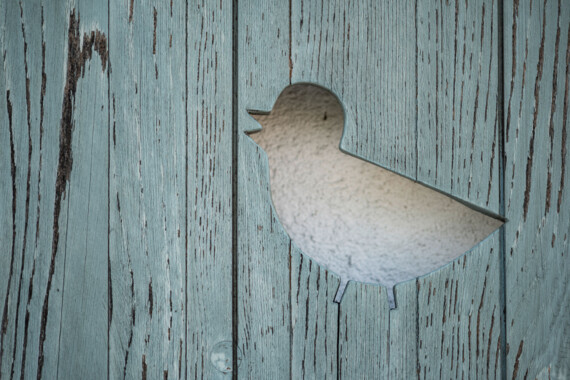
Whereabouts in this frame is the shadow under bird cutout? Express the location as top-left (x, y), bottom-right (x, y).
top-left (247, 84), bottom-right (504, 306)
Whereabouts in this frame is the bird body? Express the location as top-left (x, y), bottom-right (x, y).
top-left (249, 84), bottom-right (502, 303)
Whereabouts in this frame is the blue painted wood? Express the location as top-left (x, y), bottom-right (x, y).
top-left (186, 1), bottom-right (233, 378)
top-left (417, 234), bottom-right (502, 379)
top-left (55, 3), bottom-right (109, 378)
top-left (388, 280), bottom-right (418, 379)
top-left (1, 1), bottom-right (568, 378)
top-left (413, 1), bottom-right (504, 378)
top-left (338, 282), bottom-right (390, 378)
top-left (417, 0), bottom-right (500, 213)
top-left (108, 1), bottom-right (186, 378)
top-left (504, 1), bottom-right (570, 378)
top-left (0, 2), bottom-right (109, 378)
top-left (237, 1), bottom-right (293, 377)
top-left (290, 242), bottom-right (340, 378)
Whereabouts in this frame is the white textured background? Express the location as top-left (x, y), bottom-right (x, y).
top-left (250, 85), bottom-right (502, 301)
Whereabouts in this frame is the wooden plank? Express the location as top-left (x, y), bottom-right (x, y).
top-left (337, 278), bottom-right (417, 379)
top-left (0, 19), bottom-right (9, 377)
top-left (291, 0), bottom-right (417, 179)
top-left (1, 2), bottom-right (109, 378)
top-left (389, 280), bottom-right (418, 379)
top-left (338, 282), bottom-right (390, 378)
top-left (504, 0), bottom-right (570, 378)
top-left (186, 1), bottom-right (233, 378)
top-left (290, 243), bottom-right (339, 379)
top-left (417, 235), bottom-right (502, 379)
top-left (237, 0), bottom-right (291, 377)
top-left (238, 2), bottom-right (345, 376)
top-left (55, 2), bottom-right (109, 378)
top-left (237, 137), bottom-right (292, 377)
top-left (0, 2), bottom-right (46, 377)
top-left (108, 1), bottom-right (186, 378)
top-left (417, 0), bottom-right (500, 213)
top-left (410, 1), bottom-right (504, 378)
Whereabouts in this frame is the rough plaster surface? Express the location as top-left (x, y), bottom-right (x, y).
top-left (250, 85), bottom-right (502, 300)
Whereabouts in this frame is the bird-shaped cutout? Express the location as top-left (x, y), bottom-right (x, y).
top-left (247, 84), bottom-right (504, 306)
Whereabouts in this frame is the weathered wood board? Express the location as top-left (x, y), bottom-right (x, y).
top-left (504, 0), bottom-right (570, 378)
top-left (1, 1), bottom-right (109, 378)
top-left (108, 0), bottom-right (187, 378)
top-left (237, 1), bottom-right (292, 377)
top-left (2, 1), bottom-right (234, 379)
top-left (186, 1), bottom-right (233, 378)
top-left (414, 1), bottom-right (503, 378)
top-left (417, 0), bottom-right (501, 213)
top-left (0, 0), bottom-right (568, 378)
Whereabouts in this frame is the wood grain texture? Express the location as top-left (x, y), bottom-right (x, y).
top-left (2, 1), bottom-right (568, 378)
top-left (388, 280), bottom-right (418, 379)
top-left (291, 0), bottom-right (417, 179)
top-left (237, 0), bottom-right (292, 377)
top-left (417, 0), bottom-right (500, 213)
top-left (417, 235), bottom-right (502, 379)
top-left (237, 136), bottom-right (292, 377)
top-left (412, 2), bottom-right (503, 379)
top-left (338, 282), bottom-right (390, 378)
top-left (108, 1), bottom-right (185, 378)
top-left (290, 243), bottom-right (339, 379)
top-left (186, 1), bottom-right (233, 378)
top-left (0, 2), bottom-right (109, 379)
top-left (504, 0), bottom-right (570, 378)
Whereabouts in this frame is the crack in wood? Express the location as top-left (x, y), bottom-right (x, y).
top-left (523, 3), bottom-right (547, 222)
top-left (558, 24), bottom-right (570, 213)
top-left (0, 91), bottom-right (16, 374)
top-left (12, 5), bottom-right (34, 377)
top-left (36, 10), bottom-right (108, 380)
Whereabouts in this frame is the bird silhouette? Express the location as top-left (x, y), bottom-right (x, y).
top-left (247, 84), bottom-right (503, 305)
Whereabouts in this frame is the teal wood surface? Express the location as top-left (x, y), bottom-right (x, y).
top-left (0, 0), bottom-right (568, 379)
top-left (338, 282), bottom-right (390, 378)
top-left (1, 1), bottom-right (109, 378)
top-left (290, 243), bottom-right (340, 379)
top-left (109, 0), bottom-right (186, 378)
top-left (237, 0), bottom-right (293, 377)
top-left (417, 0), bottom-right (500, 213)
top-left (414, 1), bottom-right (503, 378)
top-left (186, 1), bottom-right (232, 378)
top-left (504, 0), bottom-right (570, 378)
top-left (416, 235), bottom-right (502, 379)
top-left (388, 280), bottom-right (418, 379)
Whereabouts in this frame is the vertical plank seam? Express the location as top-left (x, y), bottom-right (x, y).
top-left (415, 0), bottom-right (419, 182)
top-left (415, 279), bottom-right (420, 380)
top-left (336, 302), bottom-right (340, 380)
top-left (288, 0), bottom-right (293, 83)
top-left (13, 3), bottom-right (34, 377)
top-left (107, 0), bottom-right (111, 376)
top-left (56, 163), bottom-right (73, 380)
top-left (387, 300), bottom-right (391, 380)
top-left (231, 0), bottom-right (239, 378)
top-left (288, 242), bottom-right (292, 380)
top-left (414, 2), bottom-right (421, 378)
top-left (497, 0), bottom-right (507, 379)
top-left (184, 0), bottom-right (189, 378)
